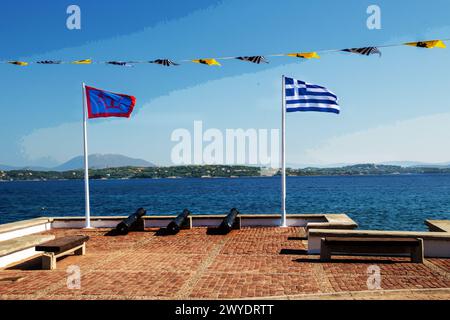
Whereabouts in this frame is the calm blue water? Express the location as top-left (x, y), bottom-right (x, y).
top-left (1, 175), bottom-right (450, 231)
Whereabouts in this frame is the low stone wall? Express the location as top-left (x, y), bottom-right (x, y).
top-left (48, 213), bottom-right (356, 229)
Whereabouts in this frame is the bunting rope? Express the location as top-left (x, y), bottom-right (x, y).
top-left (1, 38), bottom-right (448, 67)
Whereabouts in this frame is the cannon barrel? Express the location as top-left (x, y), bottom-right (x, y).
top-left (166, 209), bottom-right (191, 234)
top-left (218, 208), bottom-right (240, 234)
top-left (115, 208), bottom-right (147, 235)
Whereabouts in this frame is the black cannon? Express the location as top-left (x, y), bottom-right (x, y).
top-left (166, 209), bottom-right (191, 234)
top-left (115, 208), bottom-right (147, 235)
top-left (218, 208), bottom-right (240, 234)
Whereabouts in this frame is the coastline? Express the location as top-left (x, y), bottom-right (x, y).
top-left (3, 164), bottom-right (450, 182)
top-left (1, 172), bottom-right (450, 182)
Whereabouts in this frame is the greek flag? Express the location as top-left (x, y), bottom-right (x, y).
top-left (284, 77), bottom-right (340, 114)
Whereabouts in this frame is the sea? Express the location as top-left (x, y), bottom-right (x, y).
top-left (1, 174), bottom-right (450, 231)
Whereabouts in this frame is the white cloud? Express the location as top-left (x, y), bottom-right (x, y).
top-left (304, 112), bottom-right (450, 165)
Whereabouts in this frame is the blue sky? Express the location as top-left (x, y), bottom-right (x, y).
top-left (1, 0), bottom-right (450, 167)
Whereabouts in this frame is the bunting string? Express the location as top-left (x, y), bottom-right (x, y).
top-left (1, 38), bottom-right (448, 67)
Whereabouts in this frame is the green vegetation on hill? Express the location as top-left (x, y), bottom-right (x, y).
top-left (0, 165), bottom-right (261, 181)
top-left (2, 164), bottom-right (450, 181)
top-left (285, 164), bottom-right (450, 176)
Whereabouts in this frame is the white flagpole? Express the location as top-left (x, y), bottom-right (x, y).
top-left (281, 75), bottom-right (287, 227)
top-left (82, 82), bottom-right (92, 229)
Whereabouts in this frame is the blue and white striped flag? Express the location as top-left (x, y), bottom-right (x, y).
top-left (284, 77), bottom-right (340, 114)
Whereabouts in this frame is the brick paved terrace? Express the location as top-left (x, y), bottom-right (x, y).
top-left (1, 227), bottom-right (450, 300)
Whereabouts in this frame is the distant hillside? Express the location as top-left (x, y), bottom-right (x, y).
top-left (0, 164), bottom-right (18, 171)
top-left (379, 161), bottom-right (430, 167)
top-left (5, 163), bottom-right (450, 182)
top-left (54, 154), bottom-right (155, 171)
top-left (0, 164), bottom-right (51, 171)
top-left (380, 161), bottom-right (450, 168)
top-left (287, 161), bottom-right (450, 169)
top-left (1, 165), bottom-right (261, 180)
top-left (286, 163), bottom-right (450, 176)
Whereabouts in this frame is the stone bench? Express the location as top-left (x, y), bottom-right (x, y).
top-left (36, 235), bottom-right (90, 270)
top-left (306, 214), bottom-right (358, 231)
top-left (0, 218), bottom-right (53, 242)
top-left (308, 228), bottom-right (450, 258)
top-left (0, 234), bottom-right (55, 268)
top-left (320, 237), bottom-right (424, 263)
top-left (425, 220), bottom-right (450, 233)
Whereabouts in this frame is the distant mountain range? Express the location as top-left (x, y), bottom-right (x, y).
top-left (0, 164), bottom-right (51, 171)
top-left (380, 161), bottom-right (450, 168)
top-left (0, 154), bottom-right (155, 171)
top-left (288, 161), bottom-right (450, 169)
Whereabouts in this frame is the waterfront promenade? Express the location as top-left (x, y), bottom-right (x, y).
top-left (1, 227), bottom-right (449, 300)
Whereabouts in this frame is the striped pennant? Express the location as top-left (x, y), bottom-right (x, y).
top-left (236, 56), bottom-right (268, 64)
top-left (150, 59), bottom-right (179, 66)
top-left (37, 60), bottom-right (62, 64)
top-left (192, 58), bottom-right (221, 66)
top-left (106, 61), bottom-right (133, 67)
top-left (342, 47), bottom-right (382, 57)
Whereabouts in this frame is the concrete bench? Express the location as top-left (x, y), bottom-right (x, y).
top-left (425, 220), bottom-right (450, 233)
top-left (308, 229), bottom-right (450, 258)
top-left (36, 235), bottom-right (89, 270)
top-left (0, 234), bottom-right (55, 268)
top-left (0, 218), bottom-right (53, 242)
top-left (306, 214), bottom-right (358, 231)
top-left (320, 237), bottom-right (424, 263)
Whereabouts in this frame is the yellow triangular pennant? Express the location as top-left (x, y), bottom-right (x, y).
top-left (286, 52), bottom-right (320, 59)
top-left (192, 58), bottom-right (221, 66)
top-left (8, 61), bottom-right (28, 66)
top-left (405, 40), bottom-right (446, 49)
top-left (72, 59), bottom-right (92, 64)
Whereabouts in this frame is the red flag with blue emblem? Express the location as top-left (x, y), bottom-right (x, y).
top-left (85, 85), bottom-right (136, 119)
